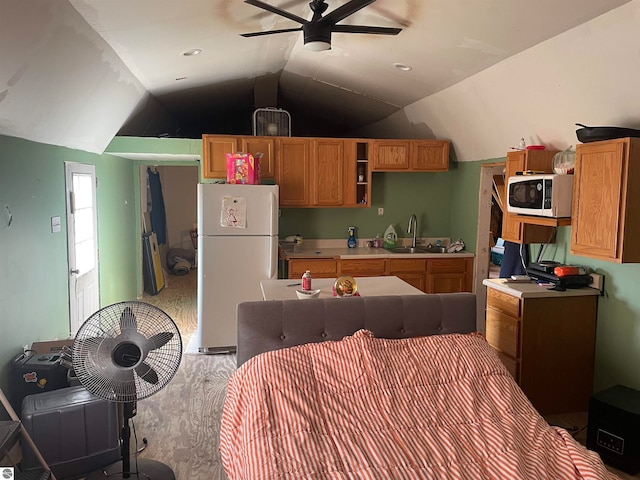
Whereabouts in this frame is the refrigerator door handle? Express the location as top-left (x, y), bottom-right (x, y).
top-left (270, 191), bottom-right (278, 235)
top-left (269, 237), bottom-right (278, 279)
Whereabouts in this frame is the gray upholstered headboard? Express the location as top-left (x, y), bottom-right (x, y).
top-left (236, 293), bottom-right (477, 367)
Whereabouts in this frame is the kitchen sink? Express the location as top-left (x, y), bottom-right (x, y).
top-left (421, 246), bottom-right (448, 253)
top-left (390, 246), bottom-right (447, 254)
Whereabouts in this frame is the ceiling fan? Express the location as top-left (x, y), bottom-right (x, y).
top-left (241, 0), bottom-right (402, 51)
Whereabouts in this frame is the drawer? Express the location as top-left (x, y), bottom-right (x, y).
top-left (387, 258), bottom-right (426, 273)
top-left (485, 308), bottom-right (520, 359)
top-left (493, 348), bottom-right (520, 382)
top-left (288, 258), bottom-right (337, 278)
top-left (340, 258), bottom-right (387, 276)
top-left (427, 258), bottom-right (468, 273)
top-left (487, 288), bottom-right (521, 318)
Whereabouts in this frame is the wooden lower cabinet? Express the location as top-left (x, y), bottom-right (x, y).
top-left (288, 258), bottom-right (337, 279)
top-left (287, 256), bottom-right (473, 294)
top-left (426, 257), bottom-right (473, 293)
top-left (387, 258), bottom-right (427, 292)
top-left (485, 287), bottom-right (598, 415)
top-left (339, 258), bottom-right (386, 277)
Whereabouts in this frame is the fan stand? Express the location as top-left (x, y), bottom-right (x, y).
top-left (86, 402), bottom-right (175, 480)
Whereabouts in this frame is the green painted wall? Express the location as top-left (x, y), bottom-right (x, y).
top-left (279, 171), bottom-right (455, 243)
top-left (0, 135), bottom-right (139, 400)
top-left (2, 133), bottom-right (639, 408)
top-left (447, 156), bottom-right (640, 393)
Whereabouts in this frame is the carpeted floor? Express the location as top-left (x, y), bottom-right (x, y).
top-left (135, 270), bottom-right (234, 480)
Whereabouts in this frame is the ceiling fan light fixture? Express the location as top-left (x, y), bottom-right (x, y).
top-left (182, 48), bottom-right (202, 56)
top-left (394, 62), bottom-right (412, 72)
top-left (304, 40), bottom-right (331, 51)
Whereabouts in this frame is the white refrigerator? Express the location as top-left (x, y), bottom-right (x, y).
top-left (196, 183), bottom-right (279, 353)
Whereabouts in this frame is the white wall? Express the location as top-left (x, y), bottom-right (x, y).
top-left (159, 165), bottom-right (199, 251)
top-left (359, 0), bottom-right (640, 162)
top-left (0, 0), bottom-right (148, 153)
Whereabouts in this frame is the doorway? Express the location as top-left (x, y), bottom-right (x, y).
top-left (65, 162), bottom-right (100, 334)
top-left (139, 164), bottom-right (199, 293)
top-left (474, 162), bottom-right (505, 333)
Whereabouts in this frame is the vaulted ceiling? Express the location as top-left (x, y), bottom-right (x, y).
top-left (0, 0), bottom-right (633, 153)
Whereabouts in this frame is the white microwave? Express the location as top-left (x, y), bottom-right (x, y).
top-left (507, 174), bottom-right (573, 218)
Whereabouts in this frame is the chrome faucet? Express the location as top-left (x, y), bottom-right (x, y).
top-left (407, 214), bottom-right (418, 248)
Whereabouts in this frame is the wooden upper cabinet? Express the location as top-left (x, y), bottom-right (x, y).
top-left (410, 140), bottom-right (449, 171)
top-left (571, 137), bottom-right (640, 262)
top-left (310, 138), bottom-right (344, 206)
top-left (372, 140), bottom-right (410, 170)
top-left (343, 139), bottom-right (371, 207)
top-left (202, 135), bottom-right (237, 178)
top-left (276, 137), bottom-right (310, 206)
top-left (372, 139), bottom-right (450, 171)
top-left (501, 149), bottom-right (558, 244)
top-left (239, 136), bottom-right (275, 179)
top-left (202, 134), bottom-right (275, 180)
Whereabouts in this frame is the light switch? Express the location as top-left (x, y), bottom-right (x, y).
top-left (51, 216), bottom-right (61, 233)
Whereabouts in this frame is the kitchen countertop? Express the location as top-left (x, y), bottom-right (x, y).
top-left (281, 238), bottom-right (474, 260)
top-left (483, 278), bottom-right (601, 299)
top-left (261, 276), bottom-right (425, 301)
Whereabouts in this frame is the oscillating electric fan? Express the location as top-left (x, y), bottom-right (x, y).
top-left (72, 301), bottom-right (182, 479)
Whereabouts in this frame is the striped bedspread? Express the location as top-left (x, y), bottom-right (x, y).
top-left (220, 330), bottom-right (618, 479)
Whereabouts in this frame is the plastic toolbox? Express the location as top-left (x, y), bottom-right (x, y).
top-left (21, 386), bottom-right (120, 479)
top-left (10, 353), bottom-right (70, 415)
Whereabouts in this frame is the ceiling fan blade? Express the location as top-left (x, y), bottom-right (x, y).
top-left (322, 0), bottom-right (376, 25)
top-left (119, 306), bottom-right (137, 332)
top-left (332, 25), bottom-right (402, 35)
top-left (145, 331), bottom-right (174, 352)
top-left (135, 361), bottom-right (159, 385)
top-left (244, 0), bottom-right (308, 25)
top-left (240, 27), bottom-right (303, 38)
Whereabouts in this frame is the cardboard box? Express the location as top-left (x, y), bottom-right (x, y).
top-left (31, 339), bottom-right (74, 354)
top-left (226, 152), bottom-right (261, 184)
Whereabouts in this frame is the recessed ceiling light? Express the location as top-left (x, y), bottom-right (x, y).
top-left (393, 63), bottom-right (412, 72)
top-left (182, 49), bottom-right (202, 56)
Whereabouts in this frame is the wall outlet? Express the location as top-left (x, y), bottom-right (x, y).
top-left (378, 208), bottom-right (384, 216)
top-left (590, 273), bottom-right (605, 295)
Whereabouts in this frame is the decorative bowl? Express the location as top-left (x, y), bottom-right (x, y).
top-left (333, 275), bottom-right (358, 297)
top-left (296, 289), bottom-right (320, 299)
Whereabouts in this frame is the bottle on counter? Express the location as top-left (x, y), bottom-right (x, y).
top-left (347, 226), bottom-right (357, 248)
top-left (383, 224), bottom-right (397, 249)
top-left (302, 270), bottom-right (312, 291)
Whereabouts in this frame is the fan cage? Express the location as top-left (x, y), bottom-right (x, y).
top-left (253, 108), bottom-right (291, 136)
top-left (72, 301), bottom-right (182, 403)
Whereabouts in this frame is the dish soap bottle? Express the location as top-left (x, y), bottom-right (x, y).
top-left (383, 224), bottom-right (397, 249)
top-left (347, 226), bottom-right (357, 248)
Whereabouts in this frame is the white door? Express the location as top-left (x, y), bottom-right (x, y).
top-left (65, 162), bottom-right (100, 334)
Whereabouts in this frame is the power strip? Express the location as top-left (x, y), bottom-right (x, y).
top-left (590, 273), bottom-right (605, 295)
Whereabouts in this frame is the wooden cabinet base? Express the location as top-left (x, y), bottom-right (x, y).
top-left (486, 287), bottom-right (597, 415)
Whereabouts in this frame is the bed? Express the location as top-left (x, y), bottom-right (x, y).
top-left (220, 294), bottom-right (618, 479)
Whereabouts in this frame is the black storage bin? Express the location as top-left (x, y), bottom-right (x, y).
top-left (10, 352), bottom-right (70, 416)
top-left (21, 386), bottom-right (120, 480)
